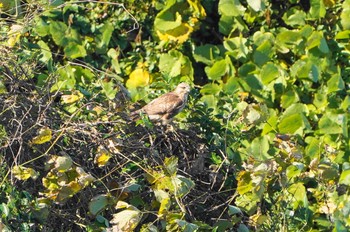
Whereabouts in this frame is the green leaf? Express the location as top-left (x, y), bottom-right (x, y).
top-left (283, 8), bottom-right (306, 26)
top-left (224, 37), bottom-right (249, 59)
top-left (205, 59), bottom-right (226, 80)
top-left (341, 0), bottom-right (350, 30)
top-left (327, 73), bottom-right (345, 93)
top-left (219, 0), bottom-right (246, 17)
top-left (49, 21), bottom-right (67, 46)
top-left (318, 113), bottom-right (346, 135)
top-left (37, 40), bottom-right (52, 63)
top-left (249, 135), bottom-right (271, 160)
top-left (237, 224), bottom-right (250, 232)
top-left (308, 0), bottom-right (326, 19)
top-left (286, 164), bottom-right (303, 179)
top-left (287, 182), bottom-right (308, 209)
top-left (275, 30), bottom-right (302, 53)
top-left (228, 205), bottom-right (242, 215)
top-left (159, 51), bottom-right (184, 77)
top-left (88, 194), bottom-right (110, 216)
top-left (96, 21), bottom-right (113, 53)
top-left (164, 156), bottom-right (178, 176)
top-left (176, 220), bottom-right (199, 232)
top-left (174, 176), bottom-right (195, 197)
top-left (281, 89), bottom-right (298, 109)
top-left (278, 113), bottom-right (304, 134)
top-left (260, 62), bottom-right (279, 84)
top-left (64, 42), bottom-right (87, 59)
top-left (253, 40), bottom-right (273, 66)
top-left (193, 44), bottom-right (223, 65)
top-left (339, 170), bottom-right (350, 185)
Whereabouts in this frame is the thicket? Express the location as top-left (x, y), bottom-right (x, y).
top-left (0, 0), bottom-right (349, 231)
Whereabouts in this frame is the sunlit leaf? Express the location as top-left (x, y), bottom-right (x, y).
top-left (31, 127), bottom-right (52, 145)
top-left (126, 68), bottom-right (151, 89)
top-left (111, 201), bottom-right (142, 232)
top-left (12, 165), bottom-right (39, 180)
top-left (287, 182), bottom-right (308, 209)
top-left (164, 156), bottom-right (178, 176)
top-left (54, 155), bottom-right (73, 172)
top-left (219, 0), bottom-right (246, 17)
top-left (7, 24), bottom-right (23, 47)
top-left (94, 147), bottom-right (112, 167)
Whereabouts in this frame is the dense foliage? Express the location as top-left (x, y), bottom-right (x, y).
top-left (0, 0), bottom-right (349, 231)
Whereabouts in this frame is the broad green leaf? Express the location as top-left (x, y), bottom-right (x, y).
top-left (287, 182), bottom-right (308, 209)
top-left (253, 40), bottom-right (273, 66)
top-left (237, 224), bottom-right (250, 232)
top-left (224, 37), bottom-right (249, 59)
top-left (31, 127), bottom-right (52, 145)
top-left (205, 59), bottom-right (226, 80)
top-left (281, 89), bottom-right (298, 109)
top-left (318, 113), bottom-right (346, 135)
top-left (219, 0), bottom-right (246, 17)
top-left (286, 164), bottom-right (303, 179)
top-left (260, 63), bottom-right (279, 84)
top-left (193, 44), bottom-right (223, 65)
top-left (96, 21), bottom-right (113, 53)
top-left (307, 31), bottom-right (329, 53)
top-left (339, 170), bottom-right (350, 185)
top-left (101, 80), bottom-right (118, 99)
top-left (234, 192), bottom-right (259, 215)
top-left (318, 163), bottom-right (339, 181)
top-left (37, 40), bottom-right (52, 63)
top-left (341, 0), bottom-right (350, 30)
top-left (173, 176), bottom-right (195, 197)
top-left (308, 0), bottom-right (326, 19)
top-left (49, 21), bottom-right (67, 46)
top-left (249, 135), bottom-right (271, 160)
top-left (283, 8), bottom-right (306, 26)
top-left (201, 94), bottom-right (217, 109)
top-left (278, 113), bottom-right (304, 134)
top-left (228, 205), bottom-right (242, 215)
top-left (176, 220), bottom-right (199, 232)
top-left (305, 137), bottom-right (321, 159)
top-left (275, 30), bottom-right (302, 53)
top-left (327, 73), bottom-right (345, 93)
top-left (88, 194), bottom-right (110, 216)
top-left (64, 42), bottom-right (87, 59)
top-left (159, 51), bottom-right (187, 77)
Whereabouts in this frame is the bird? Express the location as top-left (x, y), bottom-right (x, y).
top-left (130, 82), bottom-right (190, 125)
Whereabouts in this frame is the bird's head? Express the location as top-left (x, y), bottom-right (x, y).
top-left (174, 82), bottom-right (190, 95)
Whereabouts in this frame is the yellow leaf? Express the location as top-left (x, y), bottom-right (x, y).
top-left (157, 23), bottom-right (193, 44)
top-left (61, 94), bottom-right (81, 104)
top-left (94, 147), bottom-right (112, 167)
top-left (7, 24), bottom-right (23, 47)
top-left (126, 68), bottom-right (151, 89)
top-left (12, 165), bottom-right (39, 180)
top-left (187, 0), bottom-right (207, 18)
top-left (31, 127), bottom-right (52, 145)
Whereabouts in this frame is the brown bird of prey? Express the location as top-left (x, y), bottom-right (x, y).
top-left (130, 82), bottom-right (190, 125)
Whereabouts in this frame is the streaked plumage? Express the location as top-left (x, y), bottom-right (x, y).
top-left (130, 83), bottom-right (190, 125)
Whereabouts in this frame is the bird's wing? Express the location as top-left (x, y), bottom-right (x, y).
top-left (143, 92), bottom-right (184, 116)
